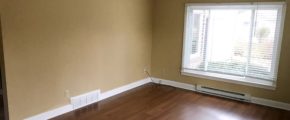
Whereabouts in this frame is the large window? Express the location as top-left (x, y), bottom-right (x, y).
top-left (182, 2), bottom-right (286, 89)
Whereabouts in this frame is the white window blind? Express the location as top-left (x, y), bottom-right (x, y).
top-left (182, 2), bottom-right (286, 88)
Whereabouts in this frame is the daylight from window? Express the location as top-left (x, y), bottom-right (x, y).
top-left (183, 4), bottom-right (284, 84)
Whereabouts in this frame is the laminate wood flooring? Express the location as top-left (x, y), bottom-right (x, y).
top-left (51, 83), bottom-right (290, 120)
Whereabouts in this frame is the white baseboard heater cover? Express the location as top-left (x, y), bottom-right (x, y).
top-left (196, 85), bottom-right (251, 102)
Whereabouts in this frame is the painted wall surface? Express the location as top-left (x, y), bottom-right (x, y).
top-left (0, 0), bottom-right (4, 14)
top-left (1, 0), bottom-right (290, 119)
top-left (1, 0), bottom-right (152, 119)
top-left (152, 0), bottom-right (290, 104)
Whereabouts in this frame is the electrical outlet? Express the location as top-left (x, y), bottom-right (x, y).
top-left (143, 66), bottom-right (148, 73)
top-left (65, 90), bottom-right (70, 98)
top-left (162, 69), bottom-right (166, 75)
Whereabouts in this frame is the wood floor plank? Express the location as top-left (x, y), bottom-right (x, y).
top-left (51, 84), bottom-right (290, 120)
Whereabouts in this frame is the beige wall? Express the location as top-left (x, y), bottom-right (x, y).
top-left (152, 0), bottom-right (290, 104)
top-left (1, 0), bottom-right (152, 119)
top-left (1, 0), bottom-right (290, 119)
top-left (0, 0), bottom-right (4, 14)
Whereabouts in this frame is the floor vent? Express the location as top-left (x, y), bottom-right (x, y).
top-left (70, 89), bottom-right (100, 110)
top-left (196, 85), bottom-right (251, 102)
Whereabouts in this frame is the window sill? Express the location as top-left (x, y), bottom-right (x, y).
top-left (181, 69), bottom-right (276, 90)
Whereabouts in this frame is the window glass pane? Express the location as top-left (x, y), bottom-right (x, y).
top-left (189, 9), bottom-right (252, 76)
top-left (189, 10), bottom-right (209, 69)
top-left (206, 9), bottom-right (251, 76)
top-left (247, 9), bottom-right (278, 80)
top-left (183, 3), bottom-right (284, 82)
top-left (192, 14), bottom-right (200, 54)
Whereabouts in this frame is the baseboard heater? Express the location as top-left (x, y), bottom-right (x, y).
top-left (196, 85), bottom-right (251, 102)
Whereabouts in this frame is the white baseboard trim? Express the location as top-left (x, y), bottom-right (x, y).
top-left (24, 105), bottom-right (73, 120)
top-left (152, 77), bottom-right (290, 111)
top-left (25, 77), bottom-right (290, 120)
top-left (251, 97), bottom-right (290, 111)
top-left (25, 77), bottom-right (151, 120)
top-left (99, 78), bottom-right (151, 100)
top-left (151, 77), bottom-right (196, 91)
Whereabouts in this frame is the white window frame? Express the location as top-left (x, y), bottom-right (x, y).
top-left (181, 2), bottom-right (286, 90)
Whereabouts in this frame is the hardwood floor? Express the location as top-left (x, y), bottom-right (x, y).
top-left (51, 83), bottom-right (290, 120)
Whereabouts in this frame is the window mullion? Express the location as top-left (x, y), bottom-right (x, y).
top-left (203, 10), bottom-right (210, 71)
top-left (245, 8), bottom-right (257, 77)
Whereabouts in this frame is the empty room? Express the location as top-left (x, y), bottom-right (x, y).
top-left (0, 0), bottom-right (290, 120)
